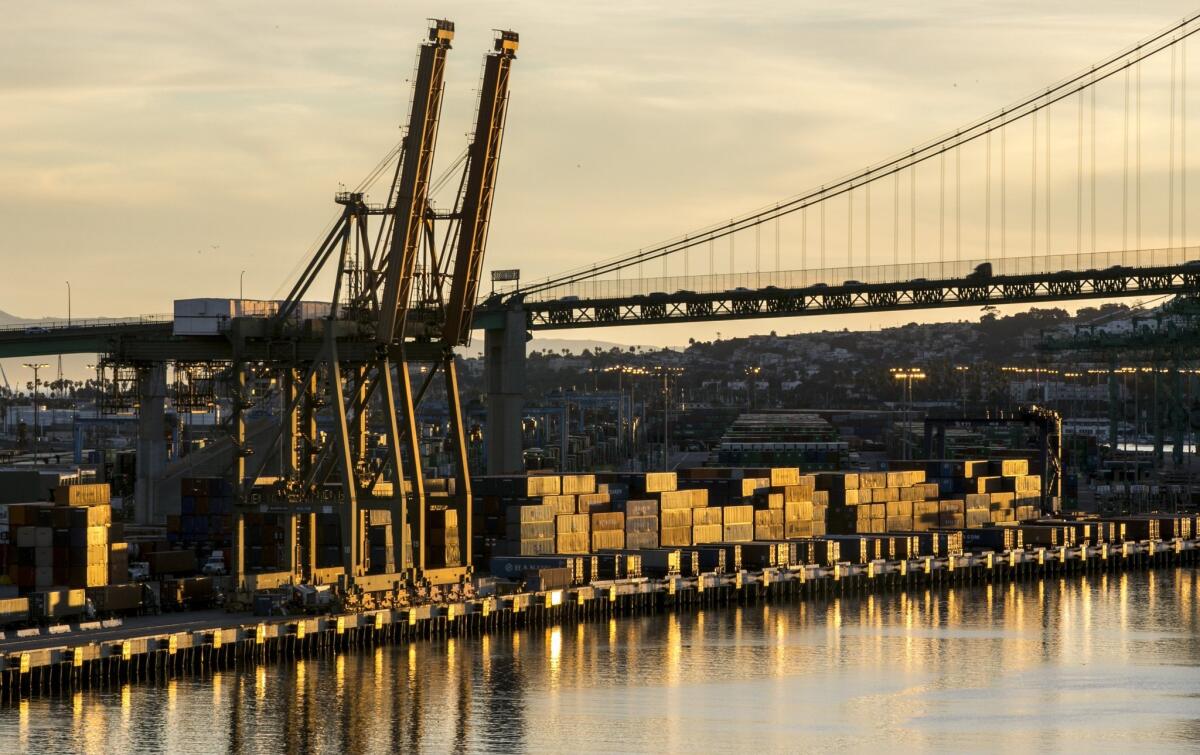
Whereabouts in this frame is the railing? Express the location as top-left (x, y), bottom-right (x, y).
top-left (0, 314), bottom-right (173, 334)
top-left (522, 246), bottom-right (1200, 303)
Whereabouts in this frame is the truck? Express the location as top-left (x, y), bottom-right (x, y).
top-left (201, 550), bottom-right (226, 576)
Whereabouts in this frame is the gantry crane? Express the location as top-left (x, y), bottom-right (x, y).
top-left (115, 20), bottom-right (522, 606)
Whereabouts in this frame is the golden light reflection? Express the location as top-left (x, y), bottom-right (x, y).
top-left (73, 691), bottom-right (83, 717)
top-left (666, 613), bottom-right (682, 685)
top-left (18, 699), bottom-right (28, 747)
top-left (121, 683), bottom-right (131, 723)
top-left (408, 643), bottom-right (418, 687)
top-left (481, 634), bottom-right (492, 678)
top-left (548, 626), bottom-right (562, 684)
top-left (336, 653), bottom-right (346, 704)
top-left (167, 679), bottom-right (177, 715)
top-left (257, 665), bottom-right (267, 701)
top-left (1119, 573), bottom-right (1129, 632)
top-left (212, 671), bottom-right (222, 707)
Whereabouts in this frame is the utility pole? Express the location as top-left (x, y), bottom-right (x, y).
top-left (24, 363), bottom-right (49, 462)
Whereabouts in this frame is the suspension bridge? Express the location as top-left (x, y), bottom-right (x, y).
top-left (4, 14), bottom-right (1200, 482)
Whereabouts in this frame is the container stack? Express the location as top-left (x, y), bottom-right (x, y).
top-left (721, 504), bottom-right (754, 542)
top-left (555, 513), bottom-right (590, 554)
top-left (427, 508), bottom-right (461, 567)
top-left (502, 503), bottom-right (556, 556)
top-left (622, 500), bottom-right (659, 549)
top-left (1, 483), bottom-right (117, 593)
top-left (590, 512), bottom-right (625, 551)
top-left (171, 477), bottom-right (235, 549)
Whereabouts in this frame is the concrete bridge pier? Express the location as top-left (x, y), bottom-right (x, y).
top-left (483, 302), bottom-right (527, 474)
top-left (135, 362), bottom-right (168, 525)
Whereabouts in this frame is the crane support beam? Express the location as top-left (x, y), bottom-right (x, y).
top-left (378, 20), bottom-right (454, 345)
top-left (443, 31), bottom-right (519, 345)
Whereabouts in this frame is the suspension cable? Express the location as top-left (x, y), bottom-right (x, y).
top-left (521, 15), bottom-right (1200, 294)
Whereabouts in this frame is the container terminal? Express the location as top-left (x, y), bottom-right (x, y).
top-left (3, 16), bottom-right (1200, 704)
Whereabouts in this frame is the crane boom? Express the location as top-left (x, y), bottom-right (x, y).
top-left (378, 20), bottom-right (454, 345)
top-left (442, 31), bottom-right (519, 345)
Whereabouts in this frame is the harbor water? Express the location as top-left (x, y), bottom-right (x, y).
top-left (2, 568), bottom-right (1199, 753)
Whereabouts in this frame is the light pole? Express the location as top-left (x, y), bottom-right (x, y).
top-left (745, 366), bottom-right (762, 410)
top-left (891, 368), bottom-right (927, 460)
top-left (954, 365), bottom-right (969, 416)
top-left (240, 270), bottom-right (246, 301)
top-left (24, 362), bottom-right (49, 461)
top-left (65, 281), bottom-right (71, 326)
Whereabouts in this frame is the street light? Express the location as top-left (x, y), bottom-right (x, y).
top-left (240, 270), bottom-right (246, 301)
top-left (954, 365), bottom-right (969, 416)
top-left (24, 362), bottom-right (49, 462)
top-left (891, 368), bottom-right (927, 460)
top-left (745, 366), bottom-right (762, 410)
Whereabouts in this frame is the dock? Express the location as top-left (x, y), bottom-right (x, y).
top-left (3, 536), bottom-right (1195, 702)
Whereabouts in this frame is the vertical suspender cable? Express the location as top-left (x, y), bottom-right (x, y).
top-left (1001, 114), bottom-right (1008, 259)
top-left (801, 207), bottom-right (808, 271)
top-left (1091, 73), bottom-right (1097, 256)
top-left (1046, 102), bottom-right (1052, 257)
top-left (911, 159), bottom-right (917, 265)
top-left (1171, 41), bottom-right (1178, 250)
top-left (848, 187), bottom-right (854, 268)
top-left (709, 238), bottom-right (714, 280)
top-left (774, 212), bottom-right (780, 274)
top-left (1184, 36), bottom-right (1189, 249)
top-left (820, 195), bottom-right (827, 269)
top-left (729, 230), bottom-right (734, 277)
top-left (755, 222), bottom-right (761, 286)
top-left (986, 130), bottom-right (993, 259)
top-left (1032, 105), bottom-right (1038, 258)
top-left (956, 142), bottom-right (961, 262)
top-left (939, 150), bottom-right (946, 265)
top-left (866, 180), bottom-right (872, 269)
top-left (1137, 53), bottom-right (1143, 250)
top-left (1124, 65), bottom-right (1130, 251)
top-left (1077, 87), bottom-right (1084, 252)
top-left (894, 172), bottom-right (900, 265)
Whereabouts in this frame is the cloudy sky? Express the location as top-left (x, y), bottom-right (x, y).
top-left (1, 0), bottom-right (1194, 355)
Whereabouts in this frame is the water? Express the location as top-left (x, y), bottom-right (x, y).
top-left (4, 569), bottom-right (1200, 753)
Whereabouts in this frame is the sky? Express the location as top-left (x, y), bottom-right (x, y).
top-left (1, 0), bottom-right (1196, 366)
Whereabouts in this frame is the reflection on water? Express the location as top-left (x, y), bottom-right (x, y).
top-left (4, 569), bottom-right (1200, 753)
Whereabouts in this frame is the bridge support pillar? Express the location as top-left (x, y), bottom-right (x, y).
top-left (484, 303), bottom-right (527, 474)
top-left (135, 362), bottom-right (168, 525)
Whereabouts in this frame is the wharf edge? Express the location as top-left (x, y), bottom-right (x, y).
top-left (1, 537), bottom-right (1195, 702)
